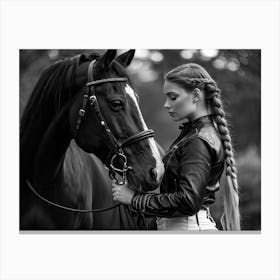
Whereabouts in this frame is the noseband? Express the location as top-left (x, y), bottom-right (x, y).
top-left (75, 59), bottom-right (155, 184)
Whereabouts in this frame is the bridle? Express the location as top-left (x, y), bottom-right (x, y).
top-left (26, 58), bottom-right (155, 222)
top-left (75, 59), bottom-right (155, 185)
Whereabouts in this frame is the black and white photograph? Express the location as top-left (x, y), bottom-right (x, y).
top-left (20, 49), bottom-right (261, 231)
top-left (1, 0), bottom-right (280, 279)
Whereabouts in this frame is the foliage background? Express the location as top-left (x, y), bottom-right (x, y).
top-left (20, 49), bottom-right (261, 230)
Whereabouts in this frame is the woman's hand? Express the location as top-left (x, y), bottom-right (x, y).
top-left (112, 181), bottom-right (135, 205)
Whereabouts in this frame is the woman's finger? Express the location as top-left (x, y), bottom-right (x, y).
top-left (112, 182), bottom-right (121, 188)
top-left (112, 186), bottom-right (119, 192)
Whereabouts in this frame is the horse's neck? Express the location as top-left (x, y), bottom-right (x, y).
top-left (30, 105), bottom-right (114, 209)
top-left (32, 107), bottom-right (72, 187)
top-left (63, 141), bottom-right (114, 208)
top-left (62, 141), bottom-right (94, 199)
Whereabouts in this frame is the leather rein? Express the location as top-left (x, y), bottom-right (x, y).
top-left (26, 58), bottom-right (155, 215)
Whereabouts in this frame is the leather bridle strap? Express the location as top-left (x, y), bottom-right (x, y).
top-left (87, 78), bottom-right (129, 86)
top-left (120, 129), bottom-right (155, 148)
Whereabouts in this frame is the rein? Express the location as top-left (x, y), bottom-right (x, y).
top-left (26, 179), bottom-right (120, 213)
top-left (26, 179), bottom-right (146, 230)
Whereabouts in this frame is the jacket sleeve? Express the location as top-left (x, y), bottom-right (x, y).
top-left (131, 137), bottom-right (213, 217)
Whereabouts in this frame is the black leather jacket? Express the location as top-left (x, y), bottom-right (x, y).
top-left (131, 115), bottom-right (225, 217)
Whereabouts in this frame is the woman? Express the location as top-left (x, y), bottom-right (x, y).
top-left (112, 63), bottom-right (240, 231)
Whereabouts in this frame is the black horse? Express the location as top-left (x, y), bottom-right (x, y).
top-left (20, 49), bottom-right (164, 230)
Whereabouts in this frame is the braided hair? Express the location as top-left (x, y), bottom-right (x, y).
top-left (165, 63), bottom-right (240, 230)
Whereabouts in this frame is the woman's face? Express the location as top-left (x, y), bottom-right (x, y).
top-left (163, 80), bottom-right (195, 122)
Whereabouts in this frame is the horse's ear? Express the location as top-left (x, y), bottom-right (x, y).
top-left (96, 49), bottom-right (117, 69)
top-left (116, 49), bottom-right (135, 67)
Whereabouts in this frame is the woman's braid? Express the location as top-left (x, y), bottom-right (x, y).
top-left (168, 73), bottom-right (239, 192)
top-left (205, 83), bottom-right (238, 192)
top-left (205, 82), bottom-right (240, 230)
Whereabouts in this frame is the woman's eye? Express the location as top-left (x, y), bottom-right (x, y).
top-left (169, 96), bottom-right (177, 101)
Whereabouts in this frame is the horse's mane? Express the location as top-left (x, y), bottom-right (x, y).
top-left (20, 52), bottom-right (101, 140)
top-left (20, 58), bottom-right (74, 140)
top-left (20, 52), bottom-right (98, 180)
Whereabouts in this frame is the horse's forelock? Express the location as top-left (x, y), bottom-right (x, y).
top-left (111, 60), bottom-right (133, 86)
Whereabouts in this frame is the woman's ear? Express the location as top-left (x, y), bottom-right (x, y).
top-left (192, 88), bottom-right (201, 103)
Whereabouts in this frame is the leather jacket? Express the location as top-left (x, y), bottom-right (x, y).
top-left (131, 115), bottom-right (225, 217)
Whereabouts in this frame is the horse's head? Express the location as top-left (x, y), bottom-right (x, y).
top-left (68, 50), bottom-right (164, 191)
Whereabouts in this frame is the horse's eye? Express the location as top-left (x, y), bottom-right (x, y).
top-left (111, 101), bottom-right (122, 106)
top-left (110, 100), bottom-right (123, 111)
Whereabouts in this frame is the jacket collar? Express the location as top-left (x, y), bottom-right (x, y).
top-left (179, 114), bottom-right (213, 132)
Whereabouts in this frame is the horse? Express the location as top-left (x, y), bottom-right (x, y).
top-left (20, 49), bottom-right (164, 230)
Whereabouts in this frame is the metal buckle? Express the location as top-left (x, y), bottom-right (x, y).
top-left (110, 151), bottom-right (128, 173)
top-left (89, 95), bottom-right (96, 105)
top-left (109, 151), bottom-right (132, 184)
top-left (79, 109), bottom-right (85, 116)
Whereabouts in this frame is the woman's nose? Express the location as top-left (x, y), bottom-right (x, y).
top-left (164, 100), bottom-right (170, 109)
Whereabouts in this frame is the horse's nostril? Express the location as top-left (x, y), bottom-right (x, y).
top-left (150, 168), bottom-right (158, 181)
